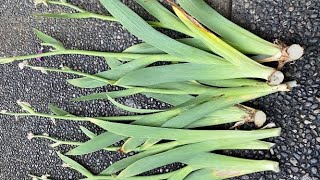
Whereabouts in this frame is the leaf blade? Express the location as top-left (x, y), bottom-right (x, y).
top-left (67, 56), bottom-right (164, 88)
top-left (115, 63), bottom-right (260, 87)
top-left (35, 12), bottom-right (92, 19)
top-left (48, 104), bottom-right (70, 116)
top-left (123, 38), bottom-right (210, 55)
top-left (177, 0), bottom-right (280, 56)
top-left (101, 143), bottom-right (174, 175)
top-left (79, 126), bottom-right (97, 139)
top-left (105, 57), bottom-right (122, 69)
top-left (66, 132), bottom-right (125, 155)
top-left (135, 0), bottom-right (194, 37)
top-left (118, 133), bottom-right (279, 178)
top-left (33, 28), bottom-right (65, 50)
top-left (91, 118), bottom-right (281, 142)
top-left (107, 95), bottom-right (163, 114)
top-left (57, 152), bottom-right (93, 177)
top-left (99, 0), bottom-right (225, 65)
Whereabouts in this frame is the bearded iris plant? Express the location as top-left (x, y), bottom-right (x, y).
top-left (0, 0), bottom-right (303, 179)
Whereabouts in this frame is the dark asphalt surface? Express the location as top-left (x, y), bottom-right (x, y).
top-left (0, 0), bottom-right (319, 179)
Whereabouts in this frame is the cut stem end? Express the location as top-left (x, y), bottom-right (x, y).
top-left (287, 44), bottom-right (304, 61)
top-left (286, 81), bottom-right (299, 89)
top-left (268, 71), bottom-right (284, 85)
top-left (254, 110), bottom-right (267, 128)
top-left (272, 162), bottom-right (280, 172)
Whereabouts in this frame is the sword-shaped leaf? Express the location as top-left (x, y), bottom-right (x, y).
top-left (99, 0), bottom-right (225, 65)
top-left (33, 28), bottom-right (65, 51)
top-left (117, 131), bottom-right (279, 178)
top-left (57, 152), bottom-right (93, 178)
top-left (177, 0), bottom-right (280, 56)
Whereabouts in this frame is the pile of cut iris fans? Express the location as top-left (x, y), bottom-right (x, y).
top-left (0, 0), bottom-right (304, 179)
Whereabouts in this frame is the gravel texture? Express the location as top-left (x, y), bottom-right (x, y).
top-left (0, 0), bottom-right (319, 179)
top-left (231, 0), bottom-right (320, 179)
